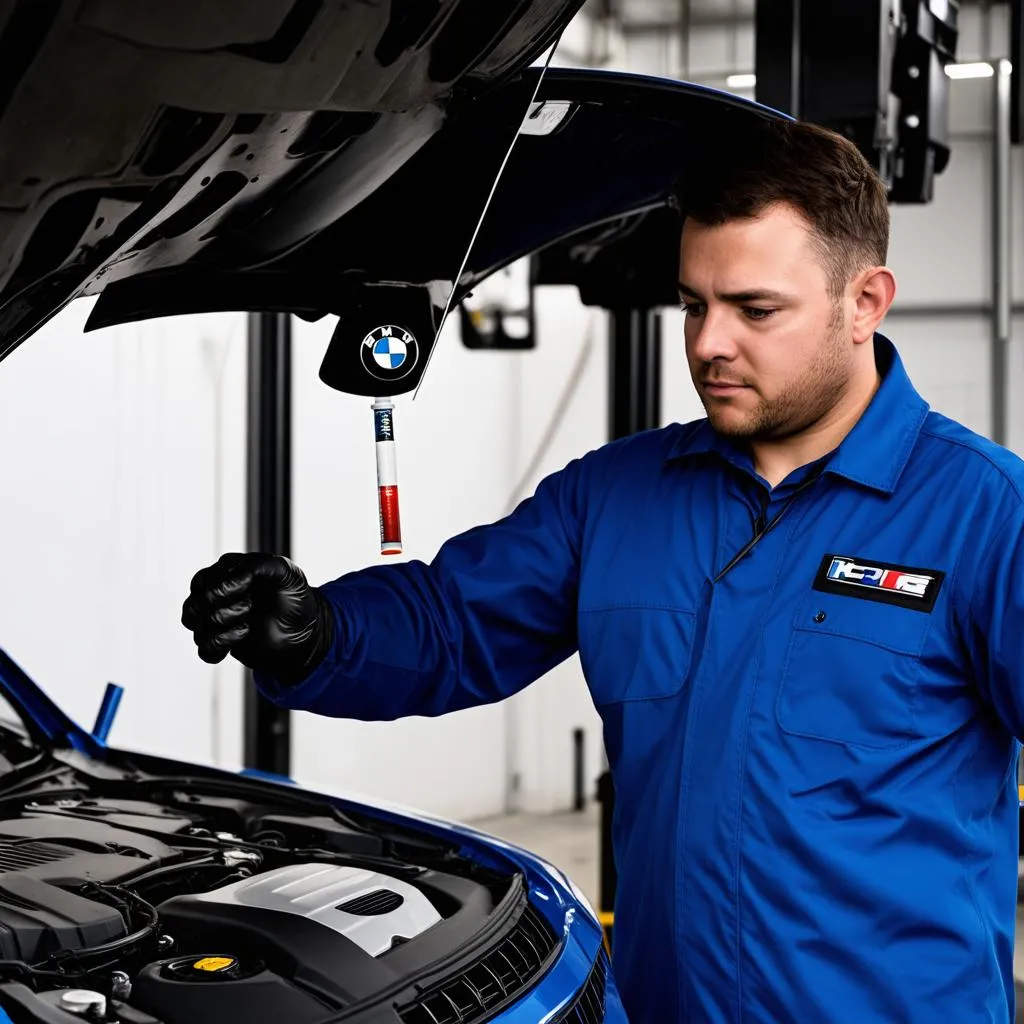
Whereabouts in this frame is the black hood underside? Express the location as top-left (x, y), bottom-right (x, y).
top-left (0, 0), bottom-right (582, 351)
top-left (0, 0), bottom-right (777, 397)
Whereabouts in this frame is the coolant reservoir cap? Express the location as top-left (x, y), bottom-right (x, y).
top-left (165, 955), bottom-right (246, 981)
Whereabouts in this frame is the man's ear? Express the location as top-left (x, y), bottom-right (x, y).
top-left (850, 266), bottom-right (897, 344)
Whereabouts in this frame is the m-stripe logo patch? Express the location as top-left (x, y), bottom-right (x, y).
top-left (812, 554), bottom-right (944, 612)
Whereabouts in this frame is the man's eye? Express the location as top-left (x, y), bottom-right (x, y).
top-left (680, 302), bottom-right (707, 317)
top-left (743, 307), bottom-right (777, 321)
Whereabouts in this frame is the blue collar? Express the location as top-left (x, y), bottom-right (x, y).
top-left (666, 335), bottom-right (929, 495)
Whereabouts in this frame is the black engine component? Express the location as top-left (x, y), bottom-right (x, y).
top-left (0, 875), bottom-right (125, 962)
top-left (0, 818), bottom-right (178, 967)
top-left (0, 817), bottom-right (178, 885)
top-left (23, 798), bottom-right (196, 836)
top-left (251, 812), bottom-right (384, 856)
top-left (132, 957), bottom-right (329, 1024)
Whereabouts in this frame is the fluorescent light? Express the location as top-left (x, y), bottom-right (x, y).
top-left (944, 62), bottom-right (995, 79)
top-left (726, 73), bottom-right (757, 89)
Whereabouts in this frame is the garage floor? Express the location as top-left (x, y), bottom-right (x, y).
top-left (471, 808), bottom-right (1024, 1021)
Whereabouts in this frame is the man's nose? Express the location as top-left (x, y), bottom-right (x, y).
top-left (689, 308), bottom-right (737, 363)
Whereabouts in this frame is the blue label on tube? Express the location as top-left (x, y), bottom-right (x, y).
top-left (374, 407), bottom-right (395, 442)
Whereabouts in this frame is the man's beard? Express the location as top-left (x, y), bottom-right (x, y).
top-left (704, 315), bottom-right (852, 441)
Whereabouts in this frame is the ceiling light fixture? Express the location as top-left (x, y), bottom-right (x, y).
top-left (943, 62), bottom-right (995, 79)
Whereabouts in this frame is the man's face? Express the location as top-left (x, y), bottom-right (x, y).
top-left (679, 202), bottom-right (854, 440)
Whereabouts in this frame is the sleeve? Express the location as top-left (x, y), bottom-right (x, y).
top-left (959, 504), bottom-right (1024, 740)
top-left (253, 454), bottom-right (590, 721)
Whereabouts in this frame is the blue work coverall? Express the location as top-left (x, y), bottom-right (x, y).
top-left (259, 336), bottom-right (1024, 1023)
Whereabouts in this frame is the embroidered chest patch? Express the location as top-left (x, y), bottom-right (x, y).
top-left (813, 554), bottom-right (944, 612)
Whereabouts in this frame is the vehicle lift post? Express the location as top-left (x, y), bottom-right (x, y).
top-left (243, 311), bottom-right (293, 778)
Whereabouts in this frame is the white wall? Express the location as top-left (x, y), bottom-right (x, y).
top-left (0, 302), bottom-right (248, 767)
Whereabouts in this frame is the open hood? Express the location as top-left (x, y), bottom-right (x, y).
top-left (0, 1), bottom-right (781, 397)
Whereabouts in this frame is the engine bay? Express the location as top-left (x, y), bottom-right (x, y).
top-left (0, 742), bottom-right (554, 1024)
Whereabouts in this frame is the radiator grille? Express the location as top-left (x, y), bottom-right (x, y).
top-left (399, 903), bottom-right (557, 1024)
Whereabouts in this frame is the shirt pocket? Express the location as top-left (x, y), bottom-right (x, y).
top-left (775, 592), bottom-right (932, 749)
top-left (578, 606), bottom-right (695, 707)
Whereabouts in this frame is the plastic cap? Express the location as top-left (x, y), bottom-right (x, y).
top-left (59, 990), bottom-right (107, 1016)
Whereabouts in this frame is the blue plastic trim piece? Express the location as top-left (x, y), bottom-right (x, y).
top-left (91, 683), bottom-right (124, 744)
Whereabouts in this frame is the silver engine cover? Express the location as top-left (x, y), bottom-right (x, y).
top-left (191, 863), bottom-right (442, 957)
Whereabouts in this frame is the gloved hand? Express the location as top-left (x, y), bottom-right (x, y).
top-left (181, 553), bottom-right (335, 685)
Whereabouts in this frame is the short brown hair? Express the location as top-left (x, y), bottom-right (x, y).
top-left (675, 118), bottom-right (890, 297)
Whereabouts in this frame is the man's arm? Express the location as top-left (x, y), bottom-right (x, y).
top-left (185, 454), bottom-right (589, 722)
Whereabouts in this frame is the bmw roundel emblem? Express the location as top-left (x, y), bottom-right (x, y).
top-left (361, 325), bottom-right (419, 382)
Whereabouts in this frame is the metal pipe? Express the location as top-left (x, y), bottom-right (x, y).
top-left (609, 308), bottom-right (662, 439)
top-left (573, 728), bottom-right (585, 812)
top-left (243, 311), bottom-right (293, 777)
top-left (677, 0), bottom-right (690, 80)
top-left (993, 58), bottom-right (1012, 446)
top-left (597, 768), bottom-right (617, 940)
top-left (1012, 0), bottom-right (1024, 144)
top-left (755, 0), bottom-right (801, 117)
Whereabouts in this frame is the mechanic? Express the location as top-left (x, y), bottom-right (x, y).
top-left (182, 119), bottom-right (1024, 1023)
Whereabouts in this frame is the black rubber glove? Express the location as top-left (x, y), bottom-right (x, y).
top-left (181, 553), bottom-right (335, 685)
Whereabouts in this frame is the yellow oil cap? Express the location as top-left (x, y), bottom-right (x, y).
top-left (192, 957), bottom-right (236, 973)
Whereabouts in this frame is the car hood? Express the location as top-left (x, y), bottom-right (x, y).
top-left (0, 1), bottom-right (780, 396)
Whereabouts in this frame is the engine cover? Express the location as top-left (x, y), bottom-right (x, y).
top-left (0, 817), bottom-right (179, 962)
top-left (179, 864), bottom-right (441, 957)
top-left (0, 876), bottom-right (125, 962)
